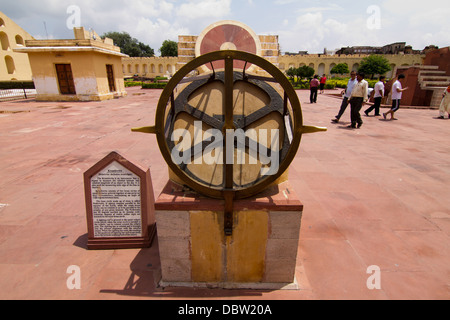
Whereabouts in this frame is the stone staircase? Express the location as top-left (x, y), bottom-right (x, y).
top-left (417, 65), bottom-right (450, 107)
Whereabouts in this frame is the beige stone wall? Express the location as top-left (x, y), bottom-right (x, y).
top-left (175, 31), bottom-right (280, 76)
top-left (259, 35), bottom-right (279, 67)
top-left (177, 35), bottom-right (197, 71)
top-left (122, 56), bottom-right (179, 78)
top-left (121, 50), bottom-right (423, 81)
top-left (279, 53), bottom-right (424, 78)
top-left (0, 11), bottom-right (34, 81)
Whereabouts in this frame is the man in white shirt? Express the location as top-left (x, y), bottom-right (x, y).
top-left (332, 71), bottom-right (358, 123)
top-left (364, 76), bottom-right (385, 116)
top-left (383, 74), bottom-right (408, 120)
top-left (348, 72), bottom-right (369, 128)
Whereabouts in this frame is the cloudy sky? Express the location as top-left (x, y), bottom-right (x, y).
top-left (2, 0), bottom-right (449, 55)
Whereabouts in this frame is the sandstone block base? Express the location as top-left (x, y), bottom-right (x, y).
top-left (154, 180), bottom-right (303, 289)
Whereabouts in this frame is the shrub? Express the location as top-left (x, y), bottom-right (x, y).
top-left (141, 83), bottom-right (167, 89)
top-left (293, 82), bottom-right (309, 90)
top-left (330, 63), bottom-right (350, 75)
top-left (124, 81), bottom-right (142, 87)
top-left (0, 81), bottom-right (35, 89)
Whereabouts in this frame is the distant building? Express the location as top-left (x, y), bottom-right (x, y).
top-left (336, 46), bottom-right (382, 55)
top-left (380, 42), bottom-right (406, 54)
top-left (14, 27), bottom-right (128, 101)
top-left (335, 42), bottom-right (433, 56)
top-left (0, 11), bottom-right (34, 81)
top-left (284, 51), bottom-right (308, 56)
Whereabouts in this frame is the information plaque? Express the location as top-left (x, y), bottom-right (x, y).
top-left (84, 151), bottom-right (156, 249)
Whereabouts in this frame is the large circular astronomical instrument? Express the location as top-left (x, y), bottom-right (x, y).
top-left (195, 20), bottom-right (262, 73)
top-left (133, 50), bottom-right (326, 201)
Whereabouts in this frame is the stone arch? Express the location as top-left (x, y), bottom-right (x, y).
top-left (15, 35), bottom-right (24, 46)
top-left (299, 63), bottom-right (306, 67)
top-left (135, 64), bottom-right (140, 74)
top-left (0, 18), bottom-right (5, 27)
top-left (159, 64), bottom-right (163, 73)
top-left (329, 63), bottom-right (336, 73)
top-left (288, 63), bottom-right (295, 69)
top-left (151, 64), bottom-right (156, 73)
top-left (352, 63), bottom-right (359, 72)
top-left (279, 63), bottom-right (285, 70)
top-left (143, 64), bottom-right (148, 73)
top-left (309, 63), bottom-right (315, 71)
top-left (318, 63), bottom-right (325, 75)
top-left (5, 55), bottom-right (15, 74)
top-left (0, 31), bottom-right (10, 50)
top-left (127, 64), bottom-right (132, 73)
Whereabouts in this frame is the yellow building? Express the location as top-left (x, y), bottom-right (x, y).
top-left (0, 11), bottom-right (34, 81)
top-left (14, 27), bottom-right (128, 101)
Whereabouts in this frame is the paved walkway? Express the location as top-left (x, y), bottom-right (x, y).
top-left (0, 87), bottom-right (448, 300)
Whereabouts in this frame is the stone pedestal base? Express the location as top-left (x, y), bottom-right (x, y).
top-left (154, 180), bottom-right (303, 289)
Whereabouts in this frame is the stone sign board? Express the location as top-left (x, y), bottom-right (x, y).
top-left (84, 151), bottom-right (156, 249)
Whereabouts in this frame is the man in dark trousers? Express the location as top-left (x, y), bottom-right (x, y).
top-left (332, 71), bottom-right (357, 123)
top-left (348, 72), bottom-right (368, 129)
top-left (310, 75), bottom-right (320, 103)
top-left (365, 76), bottom-right (385, 116)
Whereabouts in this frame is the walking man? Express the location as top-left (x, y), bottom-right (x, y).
top-left (383, 74), bottom-right (408, 120)
top-left (348, 72), bottom-right (369, 129)
top-left (310, 75), bottom-right (320, 103)
top-left (365, 76), bottom-right (385, 116)
top-left (332, 71), bottom-right (357, 123)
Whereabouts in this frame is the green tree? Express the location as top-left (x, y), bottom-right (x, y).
top-left (330, 63), bottom-right (350, 75)
top-left (358, 55), bottom-right (391, 79)
top-left (286, 66), bottom-right (315, 85)
top-left (286, 67), bottom-right (298, 81)
top-left (101, 31), bottom-right (154, 57)
top-left (159, 40), bottom-right (178, 57)
top-left (297, 65), bottom-right (315, 80)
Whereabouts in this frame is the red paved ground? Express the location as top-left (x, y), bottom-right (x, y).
top-left (0, 86), bottom-right (448, 300)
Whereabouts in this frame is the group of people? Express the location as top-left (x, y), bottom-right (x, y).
top-left (309, 74), bottom-right (327, 103)
top-left (311, 71), bottom-right (450, 128)
top-left (331, 72), bottom-right (409, 128)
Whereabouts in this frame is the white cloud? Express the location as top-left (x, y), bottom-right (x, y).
top-left (379, 0), bottom-right (450, 48)
top-left (276, 9), bottom-right (387, 53)
top-left (1, 0), bottom-right (449, 55)
top-left (295, 4), bottom-right (344, 13)
top-left (176, 0), bottom-right (232, 20)
top-left (274, 0), bottom-right (300, 4)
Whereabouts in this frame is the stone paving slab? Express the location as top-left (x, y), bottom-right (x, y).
top-left (0, 87), bottom-right (448, 300)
